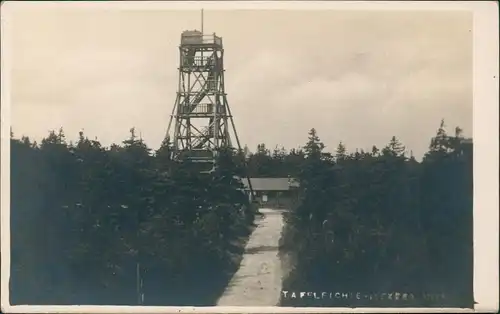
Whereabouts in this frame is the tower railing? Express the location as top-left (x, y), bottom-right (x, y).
top-left (179, 104), bottom-right (224, 116)
top-left (181, 56), bottom-right (214, 68)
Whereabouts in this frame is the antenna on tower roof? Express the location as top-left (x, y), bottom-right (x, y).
top-left (201, 9), bottom-right (204, 34)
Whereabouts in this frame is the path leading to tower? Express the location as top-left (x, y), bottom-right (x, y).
top-left (216, 208), bottom-right (285, 306)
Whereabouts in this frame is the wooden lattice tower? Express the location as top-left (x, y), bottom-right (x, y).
top-left (165, 29), bottom-right (244, 173)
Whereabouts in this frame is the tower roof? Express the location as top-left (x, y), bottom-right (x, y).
top-left (180, 30), bottom-right (222, 47)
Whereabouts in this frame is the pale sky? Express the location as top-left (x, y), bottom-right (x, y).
top-left (4, 5), bottom-right (472, 158)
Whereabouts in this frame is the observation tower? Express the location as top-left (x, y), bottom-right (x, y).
top-left (165, 12), bottom-right (248, 178)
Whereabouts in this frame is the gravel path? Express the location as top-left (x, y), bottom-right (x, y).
top-left (216, 208), bottom-right (285, 306)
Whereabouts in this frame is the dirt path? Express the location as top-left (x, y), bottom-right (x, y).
top-left (216, 208), bottom-right (285, 306)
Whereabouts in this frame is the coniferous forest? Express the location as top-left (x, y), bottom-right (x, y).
top-left (10, 128), bottom-right (257, 305)
top-left (9, 119), bottom-right (473, 307)
top-left (279, 121), bottom-right (473, 308)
